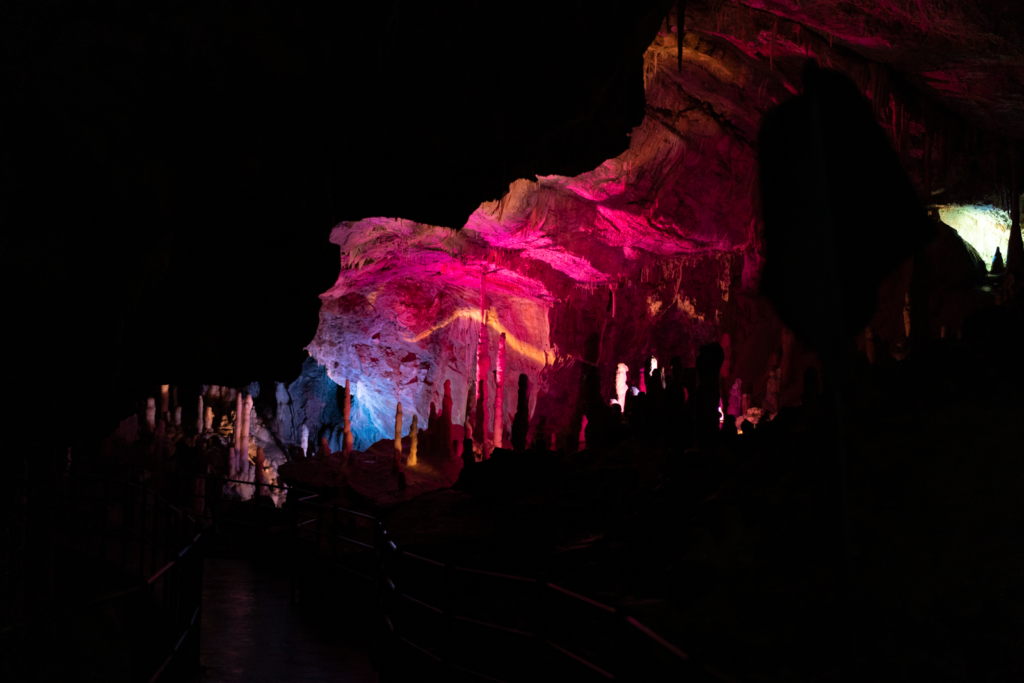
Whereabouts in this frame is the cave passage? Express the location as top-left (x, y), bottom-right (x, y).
top-left (200, 556), bottom-right (375, 683)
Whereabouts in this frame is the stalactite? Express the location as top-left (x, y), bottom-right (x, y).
top-left (408, 414), bottom-right (418, 466)
top-left (475, 379), bottom-right (487, 457)
top-left (300, 424), bottom-right (309, 458)
top-left (492, 332), bottom-right (506, 451)
top-left (342, 379), bottom-right (354, 457)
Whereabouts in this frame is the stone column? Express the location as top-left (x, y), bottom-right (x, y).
top-left (492, 332), bottom-right (506, 451)
top-left (342, 379), bottom-right (354, 457)
top-left (408, 414), bottom-right (419, 466)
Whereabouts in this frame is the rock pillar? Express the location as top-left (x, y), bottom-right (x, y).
top-left (492, 332), bottom-right (506, 451)
top-left (342, 379), bottom-right (354, 457)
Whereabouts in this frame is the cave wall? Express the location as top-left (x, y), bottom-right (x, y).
top-left (291, 2), bottom-right (1019, 451)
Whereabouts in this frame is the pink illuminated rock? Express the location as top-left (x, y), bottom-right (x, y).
top-left (492, 332), bottom-right (506, 452)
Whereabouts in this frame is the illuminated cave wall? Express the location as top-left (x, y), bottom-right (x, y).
top-left (938, 205), bottom-right (1014, 269)
top-left (293, 4), bottom-right (1015, 451)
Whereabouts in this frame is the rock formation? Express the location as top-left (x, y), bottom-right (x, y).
top-left (159, 384), bottom-right (169, 420)
top-left (437, 380), bottom-right (454, 459)
top-left (492, 332), bottom-right (506, 452)
top-left (615, 363), bottom-right (629, 410)
top-left (299, 424), bottom-right (309, 458)
top-left (394, 402), bottom-right (403, 468)
top-left (145, 398), bottom-right (156, 432)
top-left (408, 414), bottom-right (418, 467)
top-left (342, 379), bottom-right (354, 457)
top-left (511, 374), bottom-right (530, 451)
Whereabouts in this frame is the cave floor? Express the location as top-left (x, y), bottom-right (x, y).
top-left (198, 556), bottom-right (377, 683)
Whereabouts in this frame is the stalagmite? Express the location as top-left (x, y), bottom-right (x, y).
top-left (492, 332), bottom-right (506, 451)
top-left (145, 397), bottom-right (156, 432)
top-left (255, 447), bottom-right (265, 498)
top-left (474, 278), bottom-right (491, 451)
top-left (764, 368), bottom-right (781, 415)
top-left (903, 292), bottom-right (912, 338)
top-left (394, 402), bottom-right (403, 468)
top-left (160, 384), bottom-right (170, 420)
top-left (173, 406), bottom-right (182, 426)
top-left (639, 364), bottom-right (647, 394)
top-left (197, 396), bottom-right (204, 433)
top-left (728, 379), bottom-right (743, 418)
top-left (615, 363), bottom-right (628, 410)
top-left (511, 374), bottom-right (529, 451)
top-left (240, 394), bottom-right (253, 459)
top-left (342, 379), bottom-right (354, 457)
top-left (435, 380), bottom-right (453, 458)
top-left (319, 437), bottom-right (331, 458)
top-left (408, 414), bottom-right (418, 466)
top-left (204, 406), bottom-right (214, 432)
top-left (234, 392), bottom-right (244, 452)
top-left (300, 425), bottom-right (309, 458)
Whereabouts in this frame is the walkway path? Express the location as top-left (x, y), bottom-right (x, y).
top-left (200, 557), bottom-right (377, 683)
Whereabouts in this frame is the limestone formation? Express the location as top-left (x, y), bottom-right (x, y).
top-left (438, 380), bottom-right (454, 459)
top-left (197, 396), bottom-right (204, 433)
top-left (615, 363), bottom-right (628, 410)
top-left (255, 447), bottom-right (265, 498)
top-left (764, 368), bottom-right (781, 415)
top-left (408, 414), bottom-right (419, 466)
top-left (240, 395), bottom-right (254, 459)
top-left (903, 292), bottom-right (912, 339)
top-left (145, 398), bottom-right (156, 432)
top-left (173, 406), bottom-right (182, 426)
top-left (492, 332), bottom-right (506, 451)
top-left (319, 437), bottom-right (332, 458)
top-left (300, 425), bottom-right (309, 458)
top-left (342, 379), bottom-right (354, 457)
top-left (511, 374), bottom-right (529, 451)
top-left (234, 392), bottom-right (244, 452)
top-left (474, 271), bottom-right (490, 449)
top-left (475, 379), bottom-right (487, 456)
top-left (394, 402), bottom-right (404, 465)
top-left (728, 378), bottom-right (742, 418)
top-left (160, 384), bottom-right (169, 420)
top-left (204, 406), bottom-right (214, 432)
